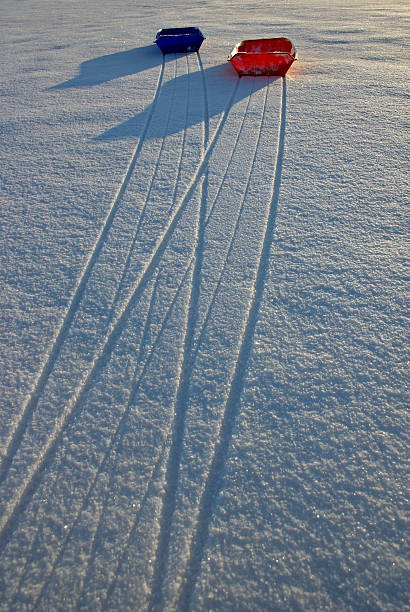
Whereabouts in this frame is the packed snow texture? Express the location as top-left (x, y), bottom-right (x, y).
top-left (0, 0), bottom-right (409, 610)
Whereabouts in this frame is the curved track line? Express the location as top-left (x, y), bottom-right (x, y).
top-left (31, 264), bottom-right (192, 611)
top-left (132, 55), bottom-right (179, 232)
top-left (147, 50), bottom-right (211, 612)
top-left (17, 62), bottom-right (192, 582)
top-left (75, 261), bottom-right (193, 607)
top-left (197, 52), bottom-right (210, 151)
top-left (11, 272), bottom-right (160, 607)
top-left (177, 77), bottom-right (287, 612)
top-left (193, 78), bottom-right (268, 361)
top-left (204, 78), bottom-right (254, 226)
top-left (167, 53), bottom-right (191, 214)
top-left (100, 437), bottom-right (170, 611)
top-left (109, 52), bottom-right (191, 319)
top-left (0, 78), bottom-right (239, 552)
top-left (135, 270), bottom-right (161, 365)
top-left (0, 57), bottom-right (166, 488)
top-left (108, 56), bottom-right (180, 319)
top-left (148, 74), bottom-right (254, 612)
top-left (8, 450), bottom-right (64, 602)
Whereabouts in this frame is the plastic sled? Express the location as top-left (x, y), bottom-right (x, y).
top-left (228, 37), bottom-right (297, 76)
top-left (155, 27), bottom-right (205, 54)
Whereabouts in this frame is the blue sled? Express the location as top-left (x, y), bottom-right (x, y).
top-left (155, 27), bottom-right (205, 54)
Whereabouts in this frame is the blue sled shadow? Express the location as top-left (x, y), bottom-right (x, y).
top-left (48, 44), bottom-right (162, 89)
top-left (48, 45), bottom-right (277, 141)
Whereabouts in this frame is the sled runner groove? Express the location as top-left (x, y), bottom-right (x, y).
top-left (0, 78), bottom-right (239, 553)
top-left (147, 50), bottom-right (211, 612)
top-left (107, 55), bottom-right (182, 321)
top-left (177, 77), bottom-right (287, 611)
top-left (32, 265), bottom-right (190, 610)
top-left (0, 56), bottom-right (167, 490)
top-left (192, 78), bottom-right (268, 364)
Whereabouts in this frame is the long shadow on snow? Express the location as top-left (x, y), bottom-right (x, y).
top-left (48, 44), bottom-right (163, 89)
top-left (95, 62), bottom-right (268, 141)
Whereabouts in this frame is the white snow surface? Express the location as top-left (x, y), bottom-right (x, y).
top-left (0, 0), bottom-right (409, 610)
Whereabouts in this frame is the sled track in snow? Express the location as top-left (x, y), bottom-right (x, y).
top-left (177, 76), bottom-right (287, 611)
top-left (79, 272), bottom-right (187, 609)
top-left (100, 442), bottom-right (169, 610)
top-left (28, 52), bottom-right (211, 610)
top-left (148, 75), bottom-right (270, 611)
top-left (29, 264), bottom-right (192, 610)
top-left (100, 53), bottom-right (211, 610)
top-left (107, 55), bottom-right (189, 321)
top-left (9, 68), bottom-right (198, 596)
top-left (0, 55), bottom-right (167, 490)
top-left (146, 56), bottom-right (212, 612)
top-left (1, 55), bottom-right (288, 611)
top-left (203, 79), bottom-right (254, 227)
top-left (0, 72), bottom-right (239, 554)
top-left (9, 268), bottom-right (162, 603)
top-left (193, 78), bottom-right (268, 361)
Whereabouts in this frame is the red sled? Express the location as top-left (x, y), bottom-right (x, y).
top-left (228, 37), bottom-right (297, 77)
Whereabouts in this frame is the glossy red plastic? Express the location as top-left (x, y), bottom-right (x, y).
top-left (228, 37), bottom-right (297, 76)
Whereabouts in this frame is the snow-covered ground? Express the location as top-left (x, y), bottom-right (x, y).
top-left (0, 1), bottom-right (408, 610)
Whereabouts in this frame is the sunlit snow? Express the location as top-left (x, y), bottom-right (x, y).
top-left (0, 0), bottom-right (408, 610)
